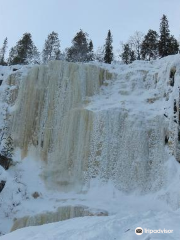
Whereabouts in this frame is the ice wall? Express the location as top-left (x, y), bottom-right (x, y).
top-left (7, 57), bottom-right (180, 194)
top-left (9, 61), bottom-right (114, 191)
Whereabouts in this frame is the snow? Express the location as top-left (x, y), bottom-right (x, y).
top-left (0, 56), bottom-right (180, 239)
top-left (1, 210), bottom-right (180, 240)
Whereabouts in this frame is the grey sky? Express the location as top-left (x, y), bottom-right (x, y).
top-left (1, 0), bottom-right (180, 56)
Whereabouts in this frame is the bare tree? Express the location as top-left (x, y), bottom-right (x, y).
top-left (128, 31), bottom-right (144, 60)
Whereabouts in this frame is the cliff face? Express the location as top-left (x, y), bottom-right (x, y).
top-left (3, 57), bottom-right (180, 195)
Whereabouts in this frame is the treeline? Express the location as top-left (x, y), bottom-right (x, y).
top-left (0, 14), bottom-right (179, 66)
top-left (121, 15), bottom-right (179, 64)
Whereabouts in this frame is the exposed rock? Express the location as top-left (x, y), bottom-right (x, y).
top-left (32, 192), bottom-right (40, 199)
top-left (0, 180), bottom-right (5, 192)
top-left (169, 67), bottom-right (176, 87)
top-left (0, 155), bottom-right (12, 170)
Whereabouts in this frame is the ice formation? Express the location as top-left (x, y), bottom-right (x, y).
top-left (11, 205), bottom-right (108, 232)
top-left (6, 58), bottom-right (180, 193)
top-left (8, 61), bottom-right (113, 191)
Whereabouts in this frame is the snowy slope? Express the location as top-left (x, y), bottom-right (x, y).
top-left (0, 56), bottom-right (180, 239)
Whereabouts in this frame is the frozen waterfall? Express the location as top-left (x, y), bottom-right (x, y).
top-left (4, 57), bottom-right (180, 196)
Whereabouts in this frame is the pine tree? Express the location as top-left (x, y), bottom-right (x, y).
top-left (104, 30), bottom-right (113, 64)
top-left (0, 38), bottom-right (8, 65)
top-left (121, 44), bottom-right (136, 64)
top-left (8, 33), bottom-right (40, 65)
top-left (42, 31), bottom-right (61, 64)
top-left (159, 15), bottom-right (171, 58)
top-left (66, 29), bottom-right (90, 62)
top-left (141, 30), bottom-right (159, 60)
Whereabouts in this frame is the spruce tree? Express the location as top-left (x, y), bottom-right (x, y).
top-left (8, 33), bottom-right (40, 65)
top-left (87, 40), bottom-right (94, 61)
top-left (159, 15), bottom-right (170, 58)
top-left (66, 29), bottom-right (90, 62)
top-left (141, 30), bottom-right (159, 60)
top-left (42, 31), bottom-right (61, 64)
top-left (0, 38), bottom-right (8, 65)
top-left (159, 15), bottom-right (179, 57)
top-left (104, 30), bottom-right (113, 64)
top-left (121, 44), bottom-right (131, 64)
top-left (89, 40), bottom-right (93, 52)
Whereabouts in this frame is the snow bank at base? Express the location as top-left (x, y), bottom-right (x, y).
top-left (1, 210), bottom-right (180, 240)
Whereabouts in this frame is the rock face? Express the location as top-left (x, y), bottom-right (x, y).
top-left (11, 205), bottom-right (108, 232)
top-left (4, 58), bottom-right (180, 195)
top-left (0, 155), bottom-right (12, 170)
top-left (0, 180), bottom-right (5, 192)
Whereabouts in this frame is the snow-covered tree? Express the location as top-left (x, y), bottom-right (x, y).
top-left (1, 136), bottom-right (14, 158)
top-left (104, 30), bottom-right (113, 64)
top-left (141, 30), bottom-right (159, 60)
top-left (42, 31), bottom-right (61, 63)
top-left (0, 38), bottom-right (8, 65)
top-left (8, 46), bottom-right (17, 65)
top-left (8, 33), bottom-right (40, 65)
top-left (66, 29), bottom-right (90, 62)
top-left (95, 46), bottom-right (104, 62)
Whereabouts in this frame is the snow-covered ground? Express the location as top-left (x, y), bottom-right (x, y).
top-left (1, 56), bottom-right (180, 239)
top-left (1, 209), bottom-right (180, 240)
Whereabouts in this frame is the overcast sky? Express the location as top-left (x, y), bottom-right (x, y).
top-left (1, 0), bottom-right (180, 55)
